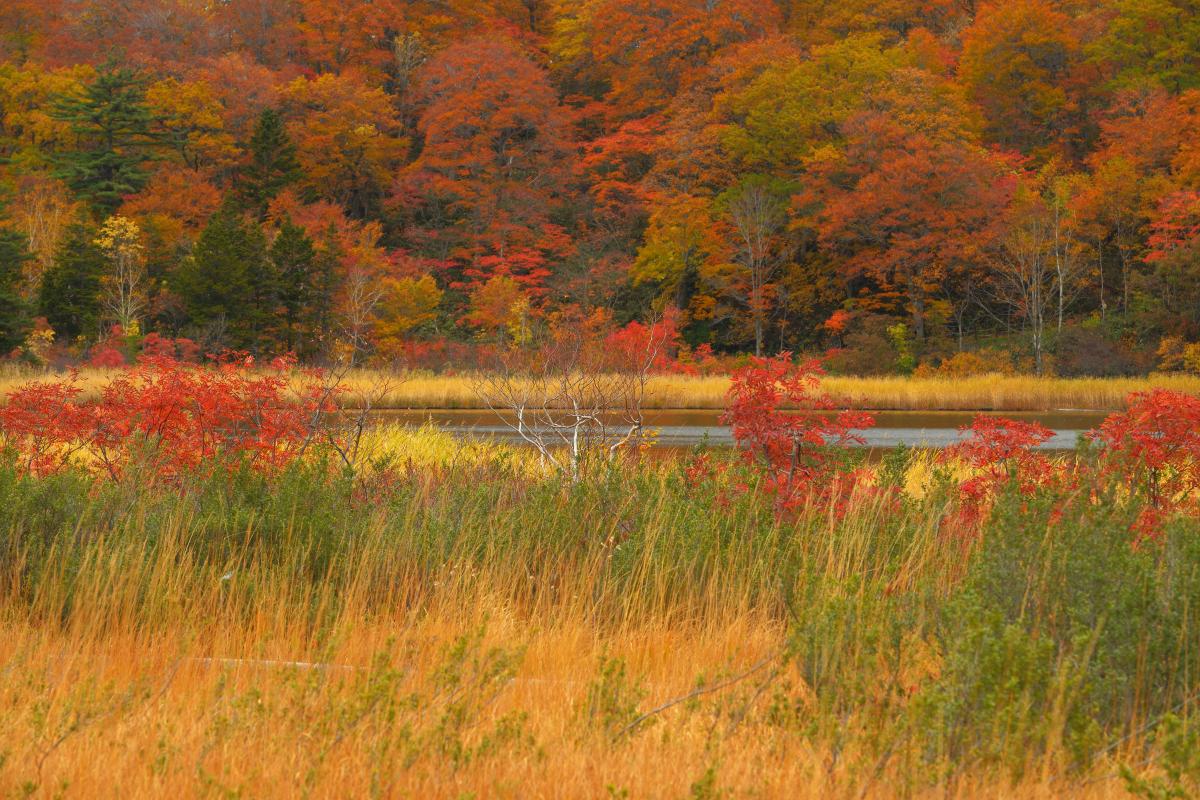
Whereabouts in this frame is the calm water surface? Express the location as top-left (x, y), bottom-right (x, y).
top-left (373, 409), bottom-right (1108, 451)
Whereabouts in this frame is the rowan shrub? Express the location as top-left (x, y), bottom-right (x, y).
top-left (936, 414), bottom-right (1080, 540)
top-left (1091, 389), bottom-right (1200, 538)
top-left (0, 354), bottom-right (341, 483)
top-left (722, 353), bottom-right (874, 514)
top-left (601, 314), bottom-right (680, 373)
top-left (385, 337), bottom-right (503, 371)
top-left (139, 332), bottom-right (201, 362)
top-left (674, 343), bottom-right (727, 376)
top-left (0, 375), bottom-right (95, 478)
top-left (87, 343), bottom-right (126, 367)
top-left (940, 415), bottom-right (1058, 520)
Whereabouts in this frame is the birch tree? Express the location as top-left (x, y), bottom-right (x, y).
top-left (94, 215), bottom-right (146, 333)
top-left (723, 178), bottom-right (787, 357)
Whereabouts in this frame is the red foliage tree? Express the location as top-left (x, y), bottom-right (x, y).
top-left (1147, 190), bottom-right (1200, 262)
top-left (588, 0), bottom-right (780, 118)
top-left (397, 35), bottom-right (574, 299)
top-left (941, 415), bottom-right (1058, 528)
top-left (578, 114), bottom-right (665, 229)
top-left (722, 353), bottom-right (874, 513)
top-left (818, 111), bottom-right (1012, 341)
top-left (1092, 389), bottom-right (1200, 537)
top-left (957, 0), bottom-right (1083, 160)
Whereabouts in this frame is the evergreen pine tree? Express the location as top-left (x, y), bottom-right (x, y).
top-left (38, 221), bottom-right (105, 343)
top-left (51, 63), bottom-right (155, 216)
top-left (238, 109), bottom-right (302, 217)
top-left (308, 225), bottom-right (343, 358)
top-left (270, 218), bottom-right (317, 355)
top-left (174, 207), bottom-right (275, 351)
top-left (0, 227), bottom-right (32, 352)
top-left (246, 225), bottom-right (283, 354)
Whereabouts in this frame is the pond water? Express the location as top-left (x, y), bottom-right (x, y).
top-left (372, 409), bottom-right (1110, 452)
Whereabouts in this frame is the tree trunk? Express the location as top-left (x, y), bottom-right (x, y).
top-left (1032, 280), bottom-right (1044, 376)
top-left (909, 274), bottom-right (926, 341)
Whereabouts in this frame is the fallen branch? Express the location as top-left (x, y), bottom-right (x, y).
top-left (613, 652), bottom-right (780, 739)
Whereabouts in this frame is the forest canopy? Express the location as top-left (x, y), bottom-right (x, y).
top-left (1, 0), bottom-right (1200, 375)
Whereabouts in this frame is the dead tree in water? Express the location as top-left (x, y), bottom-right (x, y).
top-left (472, 315), bottom-right (674, 482)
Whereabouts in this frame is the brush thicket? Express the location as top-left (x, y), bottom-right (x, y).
top-left (0, 427), bottom-right (1195, 798)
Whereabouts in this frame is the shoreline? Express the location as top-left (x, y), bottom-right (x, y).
top-left (3, 367), bottom-right (1199, 413)
top-left (336, 371), bottom-right (1200, 412)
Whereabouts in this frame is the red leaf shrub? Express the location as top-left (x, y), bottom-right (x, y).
top-left (1091, 389), bottom-right (1200, 538)
top-left (674, 343), bottom-right (724, 376)
top-left (601, 313), bottom-right (680, 373)
top-left (683, 451), bottom-right (717, 488)
top-left (722, 353), bottom-right (874, 514)
top-left (940, 415), bottom-right (1058, 528)
top-left (88, 344), bottom-right (127, 368)
top-left (140, 332), bottom-right (202, 362)
top-left (386, 337), bottom-right (501, 371)
top-left (0, 355), bottom-right (341, 483)
top-left (0, 375), bottom-right (95, 478)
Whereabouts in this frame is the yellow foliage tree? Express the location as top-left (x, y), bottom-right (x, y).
top-left (0, 62), bottom-right (92, 171)
top-left (464, 274), bottom-right (529, 339)
top-left (632, 194), bottom-right (726, 316)
top-left (145, 77), bottom-right (239, 171)
top-left (372, 274), bottom-right (443, 357)
top-left (94, 215), bottom-right (146, 331)
top-left (281, 74), bottom-right (407, 217)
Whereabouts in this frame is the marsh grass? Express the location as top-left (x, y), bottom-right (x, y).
top-left (0, 427), bottom-right (1198, 797)
top-left (4, 364), bottom-right (1200, 411)
top-left (352, 371), bottom-right (1200, 411)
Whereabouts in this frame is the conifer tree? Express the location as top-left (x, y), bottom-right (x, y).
top-left (174, 207), bottom-right (274, 351)
top-left (307, 227), bottom-right (341, 358)
top-left (38, 221), bottom-right (105, 342)
top-left (51, 64), bottom-right (155, 216)
top-left (0, 226), bottom-right (31, 352)
top-left (238, 109), bottom-right (302, 217)
top-left (246, 226), bottom-right (283, 353)
top-left (270, 218), bottom-right (330, 356)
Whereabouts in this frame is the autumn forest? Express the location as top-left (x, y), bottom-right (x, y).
top-left (13, 3), bottom-right (1200, 798)
top-left (0, 0), bottom-right (1198, 375)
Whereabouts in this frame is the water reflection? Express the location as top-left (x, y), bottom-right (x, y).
top-left (369, 408), bottom-right (1107, 452)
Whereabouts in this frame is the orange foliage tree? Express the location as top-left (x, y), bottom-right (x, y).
top-left (958, 0), bottom-right (1084, 161)
top-left (398, 35), bottom-right (573, 301)
top-left (818, 110), bottom-right (1011, 341)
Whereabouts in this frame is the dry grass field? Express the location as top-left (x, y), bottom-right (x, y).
top-left (343, 370), bottom-right (1200, 411)
top-left (0, 586), bottom-right (1144, 799)
top-left (0, 426), bottom-right (1194, 798)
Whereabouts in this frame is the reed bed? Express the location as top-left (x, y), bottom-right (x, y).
top-left (3, 364), bottom-right (1199, 411)
top-left (1, 426), bottom-right (1197, 797)
top-left (350, 371), bottom-right (1200, 411)
top-left (819, 372), bottom-right (1200, 411)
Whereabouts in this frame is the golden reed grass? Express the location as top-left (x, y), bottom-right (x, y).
top-left (363, 371), bottom-right (1200, 411)
top-left (0, 532), bottom-right (1146, 800)
top-left (0, 610), bottom-right (1142, 798)
top-left (0, 449), bottom-right (1163, 798)
top-left (4, 363), bottom-right (1199, 411)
